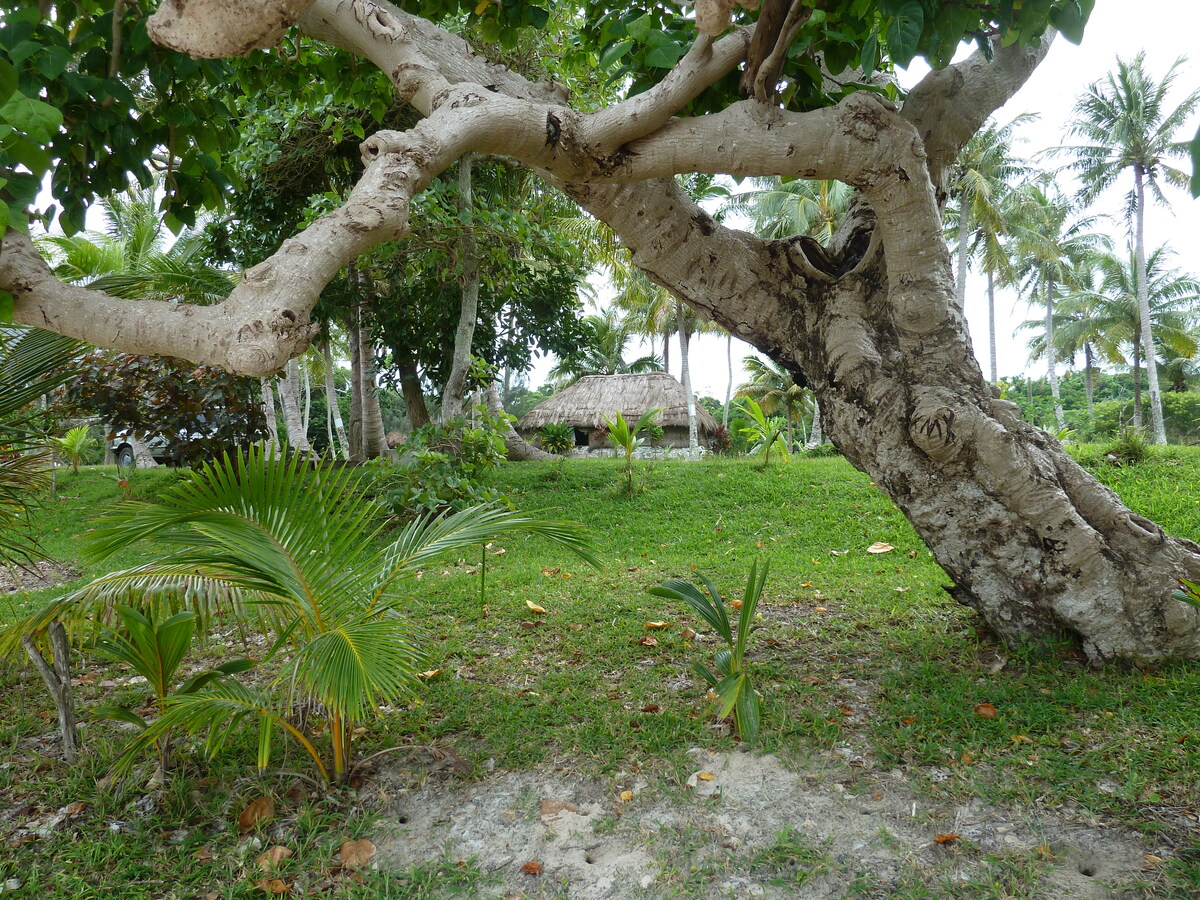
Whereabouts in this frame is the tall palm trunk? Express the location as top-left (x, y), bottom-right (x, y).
top-left (259, 378), bottom-right (280, 457)
top-left (807, 398), bottom-right (824, 448)
top-left (955, 207), bottom-right (970, 314)
top-left (1043, 273), bottom-right (1065, 431)
top-left (1083, 343), bottom-right (1095, 415)
top-left (441, 154), bottom-right (479, 421)
top-left (723, 333), bottom-right (732, 427)
top-left (1134, 167), bottom-right (1167, 444)
top-left (676, 301), bottom-right (698, 454)
top-left (347, 313), bottom-right (364, 461)
top-left (357, 307), bottom-right (390, 458)
top-left (986, 268), bottom-right (998, 385)
top-left (321, 337), bottom-right (350, 460)
top-left (1131, 323), bottom-right (1144, 430)
top-left (277, 358), bottom-right (311, 452)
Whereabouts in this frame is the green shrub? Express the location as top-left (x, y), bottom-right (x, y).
top-left (385, 409), bottom-right (512, 518)
top-left (536, 422), bottom-right (574, 456)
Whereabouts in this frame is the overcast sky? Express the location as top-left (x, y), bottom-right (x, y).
top-left (532, 0), bottom-right (1200, 399)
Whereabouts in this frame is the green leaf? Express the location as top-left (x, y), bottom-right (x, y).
top-left (733, 682), bottom-right (761, 743)
top-left (884, 2), bottom-right (924, 68)
top-left (714, 671), bottom-right (745, 719)
top-left (626, 14), bottom-right (654, 43)
top-left (0, 59), bottom-right (16, 108)
top-left (598, 39), bottom-right (633, 70)
top-left (0, 92), bottom-right (63, 144)
top-left (643, 33), bottom-right (682, 70)
top-left (91, 705), bottom-right (149, 729)
top-left (0, 290), bottom-right (13, 323)
top-left (1048, 0), bottom-right (1093, 44)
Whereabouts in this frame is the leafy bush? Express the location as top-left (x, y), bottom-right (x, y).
top-left (536, 421), bottom-right (574, 456)
top-left (385, 409), bottom-right (511, 518)
top-left (49, 424), bottom-right (99, 473)
top-left (710, 424), bottom-right (733, 455)
top-left (1104, 426), bottom-right (1152, 465)
top-left (603, 408), bottom-right (662, 494)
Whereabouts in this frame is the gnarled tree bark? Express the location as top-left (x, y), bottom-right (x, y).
top-left (5, 0), bottom-right (1199, 661)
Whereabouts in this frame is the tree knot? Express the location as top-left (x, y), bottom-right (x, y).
top-left (910, 403), bottom-right (961, 462)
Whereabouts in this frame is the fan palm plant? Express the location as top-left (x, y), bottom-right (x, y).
top-left (13, 447), bottom-right (598, 783)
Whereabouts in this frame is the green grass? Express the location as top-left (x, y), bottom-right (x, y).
top-left (2, 452), bottom-right (1200, 897)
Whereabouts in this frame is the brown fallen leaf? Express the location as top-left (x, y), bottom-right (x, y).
top-left (800, 675), bottom-right (824, 685)
top-left (526, 600), bottom-right (547, 614)
top-left (521, 860), bottom-right (543, 876)
top-left (338, 838), bottom-right (377, 868)
top-left (696, 772), bottom-right (715, 781)
top-left (417, 669), bottom-right (443, 680)
top-left (1010, 734), bottom-right (1033, 744)
top-left (64, 801), bottom-right (88, 816)
top-left (640, 704), bottom-right (661, 714)
top-left (619, 790), bottom-right (634, 802)
top-left (519, 621), bottom-right (542, 629)
top-left (238, 796), bottom-right (276, 833)
top-left (636, 635), bottom-right (658, 647)
top-left (1036, 844), bottom-right (1055, 861)
top-left (680, 627), bottom-right (696, 641)
top-left (900, 715), bottom-right (917, 725)
top-left (254, 878), bottom-right (290, 894)
top-left (973, 702), bottom-right (998, 719)
top-left (730, 599), bottom-right (743, 609)
top-left (567, 623), bottom-right (583, 631)
top-left (866, 542), bottom-right (894, 554)
top-left (644, 621), bottom-right (671, 629)
top-left (193, 846), bottom-right (214, 863)
top-left (933, 833), bottom-right (958, 844)
top-left (540, 568), bottom-right (560, 576)
top-left (258, 846), bottom-right (294, 872)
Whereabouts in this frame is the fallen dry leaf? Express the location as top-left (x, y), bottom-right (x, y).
top-left (813, 606), bottom-right (829, 614)
top-left (800, 675), bottom-right (824, 685)
top-left (644, 621), bottom-right (671, 630)
top-left (696, 772), bottom-right (715, 781)
top-left (900, 715), bottom-right (917, 725)
top-left (519, 621), bottom-right (542, 629)
top-left (193, 846), bottom-right (214, 863)
top-left (539, 800), bottom-right (579, 821)
top-left (238, 796), bottom-right (276, 833)
top-left (680, 627), bottom-right (696, 640)
top-left (933, 833), bottom-right (959, 845)
top-left (1011, 734), bottom-right (1033, 744)
top-left (1036, 844), bottom-right (1056, 861)
top-left (417, 669), bottom-right (443, 680)
top-left (338, 839), bottom-right (376, 868)
top-left (526, 600), bottom-right (547, 614)
top-left (730, 599), bottom-right (743, 610)
top-left (973, 702), bottom-right (998, 719)
top-left (636, 635), bottom-right (658, 647)
top-left (254, 878), bottom-right (290, 894)
top-left (521, 860), bottom-right (543, 876)
top-left (567, 623), bottom-right (583, 631)
top-left (64, 801), bottom-right (88, 816)
top-left (866, 542), bottom-right (894, 554)
top-left (540, 568), bottom-right (560, 576)
top-left (258, 846), bottom-right (294, 872)
top-left (619, 790), bottom-right (634, 802)
top-left (640, 704), bottom-right (661, 714)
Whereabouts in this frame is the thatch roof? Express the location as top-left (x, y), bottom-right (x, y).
top-left (518, 373), bottom-right (717, 433)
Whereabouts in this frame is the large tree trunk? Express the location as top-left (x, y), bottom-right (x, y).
top-left (441, 153), bottom-right (480, 421)
top-left (347, 313), bottom-right (365, 461)
top-left (484, 382), bottom-right (552, 460)
top-left (1131, 327), bottom-right (1143, 431)
top-left (259, 377), bottom-right (280, 457)
top-left (723, 333), bottom-right (732, 428)
top-left (1083, 343), bottom-right (1095, 416)
top-left (1134, 168), bottom-right (1167, 445)
top-left (575, 175), bottom-right (1200, 664)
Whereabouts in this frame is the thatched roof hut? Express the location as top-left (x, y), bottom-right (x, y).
top-left (518, 373), bottom-right (717, 449)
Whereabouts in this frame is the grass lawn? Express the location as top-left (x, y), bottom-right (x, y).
top-left (1, 452), bottom-right (1199, 897)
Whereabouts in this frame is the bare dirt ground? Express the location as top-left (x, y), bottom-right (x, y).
top-left (370, 748), bottom-right (1164, 899)
top-left (0, 561), bottom-right (75, 596)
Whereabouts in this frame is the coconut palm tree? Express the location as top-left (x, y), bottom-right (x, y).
top-left (943, 116), bottom-right (1031, 383)
top-left (1054, 52), bottom-right (1200, 444)
top-left (1031, 245), bottom-right (1200, 424)
top-left (15, 448), bottom-right (597, 783)
top-left (1007, 180), bottom-right (1109, 431)
top-left (736, 355), bottom-right (810, 451)
top-left (547, 308), bottom-right (660, 385)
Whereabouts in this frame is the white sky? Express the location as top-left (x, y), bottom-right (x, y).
top-left (530, 0), bottom-right (1200, 399)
